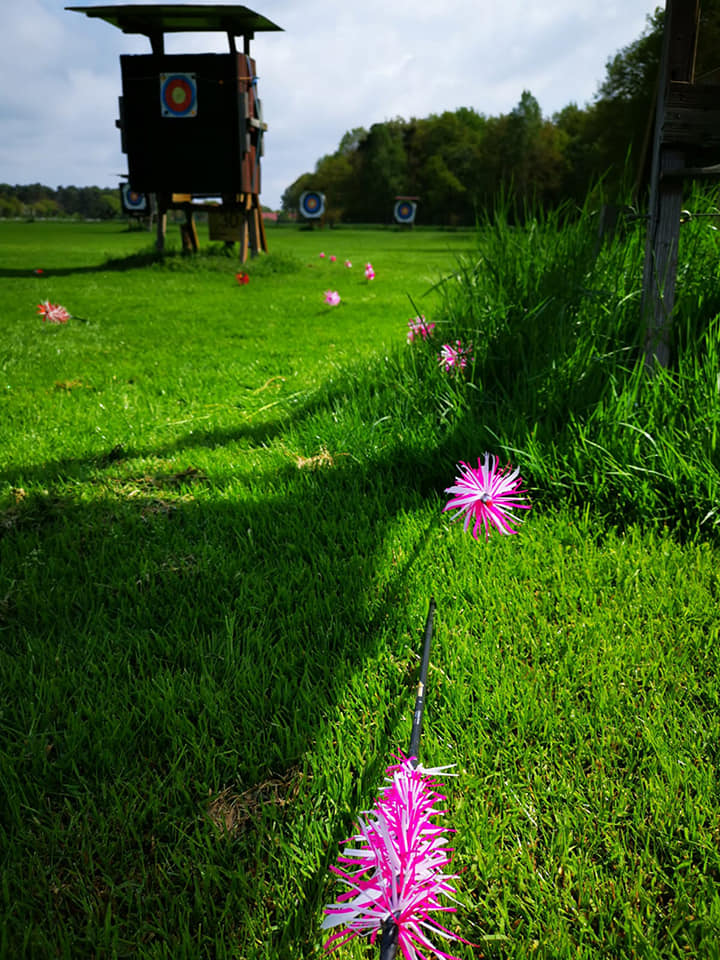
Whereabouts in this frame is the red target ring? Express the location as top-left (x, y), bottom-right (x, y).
top-left (160, 73), bottom-right (197, 117)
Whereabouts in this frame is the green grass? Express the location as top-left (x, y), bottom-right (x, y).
top-left (1, 218), bottom-right (719, 959)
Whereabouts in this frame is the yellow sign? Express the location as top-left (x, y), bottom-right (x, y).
top-left (208, 210), bottom-right (244, 242)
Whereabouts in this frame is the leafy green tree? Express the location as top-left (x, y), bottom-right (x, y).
top-left (587, 8), bottom-right (663, 194)
top-left (281, 172), bottom-right (316, 216)
top-left (409, 109), bottom-right (487, 223)
top-left (349, 120), bottom-right (408, 222)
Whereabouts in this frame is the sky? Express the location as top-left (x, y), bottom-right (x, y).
top-left (1, 0), bottom-right (660, 210)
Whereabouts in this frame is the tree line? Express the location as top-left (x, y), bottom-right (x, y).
top-left (282, 5), bottom-right (720, 224)
top-left (0, 183), bottom-right (121, 220)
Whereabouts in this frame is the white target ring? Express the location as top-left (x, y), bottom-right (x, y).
top-left (121, 184), bottom-right (148, 212)
top-left (299, 190), bottom-right (325, 219)
top-left (394, 199), bottom-right (417, 224)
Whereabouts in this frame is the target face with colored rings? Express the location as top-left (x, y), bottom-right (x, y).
top-left (160, 73), bottom-right (198, 117)
top-left (122, 184), bottom-right (147, 211)
top-left (394, 200), bottom-right (416, 223)
top-left (299, 190), bottom-right (325, 218)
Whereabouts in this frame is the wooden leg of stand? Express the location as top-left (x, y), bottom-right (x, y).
top-left (256, 197), bottom-right (268, 253)
top-left (239, 217), bottom-right (249, 263)
top-left (248, 205), bottom-right (260, 258)
top-left (156, 210), bottom-right (167, 253)
top-left (180, 208), bottom-right (199, 252)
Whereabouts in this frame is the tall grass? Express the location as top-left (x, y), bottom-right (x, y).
top-left (430, 191), bottom-right (720, 537)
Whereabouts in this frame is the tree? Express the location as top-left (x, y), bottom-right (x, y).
top-left (589, 8), bottom-right (664, 194)
top-left (349, 120), bottom-right (408, 222)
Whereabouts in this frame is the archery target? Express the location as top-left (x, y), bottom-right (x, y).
top-left (120, 183), bottom-right (148, 213)
top-left (160, 73), bottom-right (197, 117)
top-left (394, 200), bottom-right (417, 224)
top-left (299, 191), bottom-right (325, 219)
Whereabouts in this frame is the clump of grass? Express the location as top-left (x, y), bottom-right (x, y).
top-left (429, 188), bottom-right (720, 538)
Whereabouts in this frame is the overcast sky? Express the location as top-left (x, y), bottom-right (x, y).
top-left (2, 0), bottom-right (659, 209)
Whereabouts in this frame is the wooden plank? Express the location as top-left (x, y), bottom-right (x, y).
top-left (663, 106), bottom-right (720, 146)
top-left (661, 161), bottom-right (720, 179)
top-left (208, 208), bottom-right (244, 242)
top-left (667, 80), bottom-right (720, 108)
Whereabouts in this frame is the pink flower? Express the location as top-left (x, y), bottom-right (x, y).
top-left (444, 453), bottom-right (531, 540)
top-left (324, 290), bottom-right (341, 306)
top-left (235, 272), bottom-right (250, 285)
top-left (37, 301), bottom-right (71, 324)
top-left (407, 315), bottom-right (436, 343)
top-left (323, 757), bottom-right (463, 960)
top-left (365, 262), bottom-right (375, 280)
top-left (319, 252), bottom-right (326, 258)
top-left (329, 255), bottom-right (337, 262)
top-left (438, 341), bottom-right (473, 373)
top-left (344, 260), bottom-right (352, 268)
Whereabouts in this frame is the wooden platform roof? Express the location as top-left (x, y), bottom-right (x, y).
top-left (66, 5), bottom-right (283, 38)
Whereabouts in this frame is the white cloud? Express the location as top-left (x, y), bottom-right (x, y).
top-left (0, 0), bottom-right (659, 206)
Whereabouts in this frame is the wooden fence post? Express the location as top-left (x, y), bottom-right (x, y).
top-left (641, 0), bottom-right (700, 369)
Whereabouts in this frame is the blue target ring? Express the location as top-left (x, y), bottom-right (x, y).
top-left (394, 200), bottom-right (416, 223)
top-left (160, 73), bottom-right (197, 117)
top-left (121, 184), bottom-right (148, 212)
top-left (299, 190), bottom-right (325, 218)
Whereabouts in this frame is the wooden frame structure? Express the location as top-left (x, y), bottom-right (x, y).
top-left (68, 4), bottom-right (282, 261)
top-left (641, 0), bottom-right (720, 366)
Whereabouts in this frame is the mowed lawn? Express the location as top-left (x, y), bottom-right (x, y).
top-left (1, 220), bottom-right (719, 959)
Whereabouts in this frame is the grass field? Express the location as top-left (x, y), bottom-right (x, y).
top-left (1, 217), bottom-right (719, 959)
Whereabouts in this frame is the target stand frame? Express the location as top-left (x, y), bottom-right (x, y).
top-left (298, 190), bottom-right (326, 228)
top-left (394, 195), bottom-right (419, 228)
top-left (68, 4), bottom-right (282, 261)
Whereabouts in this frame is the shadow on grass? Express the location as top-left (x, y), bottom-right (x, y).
top-left (0, 398), bottom-right (472, 956)
top-left (1, 247), bottom-right (302, 280)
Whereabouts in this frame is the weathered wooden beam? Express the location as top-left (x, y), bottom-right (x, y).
top-left (642, 0), bottom-right (701, 370)
top-left (663, 81), bottom-right (720, 146)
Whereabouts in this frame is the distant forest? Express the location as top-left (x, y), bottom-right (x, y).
top-left (0, 184), bottom-right (122, 220)
top-left (282, 5), bottom-right (720, 224)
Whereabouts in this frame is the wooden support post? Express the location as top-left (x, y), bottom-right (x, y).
top-left (180, 205), bottom-right (199, 252)
top-left (642, 149), bottom-right (684, 367)
top-left (256, 196), bottom-right (268, 254)
top-left (156, 208), bottom-right (167, 252)
top-left (239, 193), bottom-right (250, 263)
top-left (248, 204), bottom-right (259, 258)
top-left (641, 0), bottom-right (700, 369)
